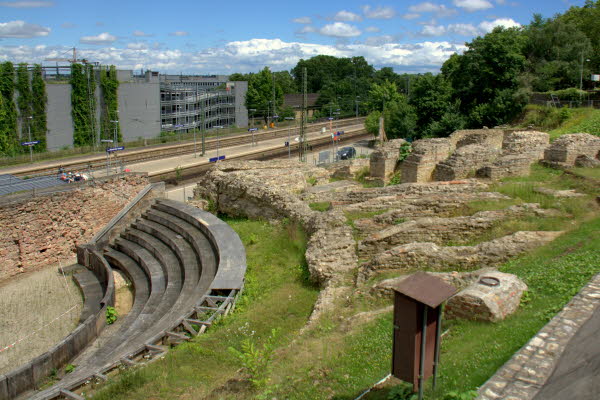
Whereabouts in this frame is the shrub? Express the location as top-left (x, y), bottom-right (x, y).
top-left (229, 328), bottom-right (280, 389)
top-left (106, 306), bottom-right (118, 325)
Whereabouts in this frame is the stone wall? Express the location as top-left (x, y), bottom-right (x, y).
top-left (401, 138), bottom-right (452, 183)
top-left (369, 139), bottom-right (406, 181)
top-left (543, 133), bottom-right (600, 166)
top-left (358, 231), bottom-right (562, 283)
top-left (450, 129), bottom-right (505, 150)
top-left (0, 176), bottom-right (148, 283)
top-left (434, 144), bottom-right (502, 181)
top-left (358, 204), bottom-right (542, 259)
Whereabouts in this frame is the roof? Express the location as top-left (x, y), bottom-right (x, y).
top-left (392, 271), bottom-right (456, 308)
top-left (283, 93), bottom-right (320, 108)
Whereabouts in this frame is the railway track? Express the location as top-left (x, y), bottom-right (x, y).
top-left (7, 117), bottom-right (365, 177)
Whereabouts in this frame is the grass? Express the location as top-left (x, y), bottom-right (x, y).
top-left (309, 201), bottom-right (332, 212)
top-left (548, 107), bottom-right (600, 140)
top-left (89, 218), bottom-right (317, 400)
top-left (358, 216), bottom-right (600, 400)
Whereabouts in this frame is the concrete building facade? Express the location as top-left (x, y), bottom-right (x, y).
top-left (40, 67), bottom-right (247, 151)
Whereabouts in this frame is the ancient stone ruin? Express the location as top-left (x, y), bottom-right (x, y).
top-left (402, 128), bottom-right (552, 183)
top-left (369, 138), bottom-right (406, 182)
top-left (543, 133), bottom-right (600, 168)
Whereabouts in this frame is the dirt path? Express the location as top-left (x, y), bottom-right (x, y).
top-left (0, 263), bottom-right (82, 375)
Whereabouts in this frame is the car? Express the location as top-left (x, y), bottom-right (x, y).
top-left (337, 146), bottom-right (356, 160)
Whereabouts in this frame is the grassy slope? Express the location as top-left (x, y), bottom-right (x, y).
top-left (89, 218), bottom-right (318, 400)
top-left (514, 104), bottom-right (600, 141)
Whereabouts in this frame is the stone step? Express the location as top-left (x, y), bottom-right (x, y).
top-left (72, 267), bottom-right (103, 323)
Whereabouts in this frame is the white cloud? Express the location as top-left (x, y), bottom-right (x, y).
top-left (409, 2), bottom-right (458, 18)
top-left (478, 17), bottom-right (520, 32)
top-left (127, 42), bottom-right (148, 50)
top-left (334, 10), bottom-right (362, 22)
top-left (79, 32), bottom-right (117, 45)
top-left (169, 31), bottom-right (189, 37)
top-left (0, 1), bottom-right (52, 7)
top-left (402, 13), bottom-right (421, 20)
top-left (365, 26), bottom-right (380, 33)
top-left (363, 35), bottom-right (396, 46)
top-left (0, 20), bottom-right (50, 38)
top-left (453, 0), bottom-right (494, 12)
top-left (292, 16), bottom-right (312, 24)
top-left (420, 25), bottom-right (447, 36)
top-left (319, 22), bottom-right (361, 38)
top-left (361, 5), bottom-right (396, 19)
top-left (133, 30), bottom-right (153, 37)
top-left (0, 39), bottom-right (466, 74)
top-left (448, 23), bottom-right (479, 36)
top-left (296, 25), bottom-right (317, 35)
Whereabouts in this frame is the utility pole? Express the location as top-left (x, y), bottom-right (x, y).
top-left (355, 97), bottom-right (359, 118)
top-left (272, 71), bottom-right (276, 125)
top-left (299, 67), bottom-right (307, 162)
top-left (201, 90), bottom-right (205, 156)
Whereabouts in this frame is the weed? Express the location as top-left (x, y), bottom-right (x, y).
top-left (442, 390), bottom-right (478, 400)
top-left (306, 176), bottom-right (318, 186)
top-left (65, 364), bottom-right (76, 374)
top-left (106, 306), bottom-right (118, 325)
top-left (393, 218), bottom-right (406, 225)
top-left (229, 328), bottom-right (280, 389)
top-left (388, 382), bottom-right (417, 400)
top-left (398, 142), bottom-right (411, 162)
top-left (355, 166), bottom-right (370, 182)
top-left (388, 171), bottom-right (402, 186)
top-left (174, 166), bottom-right (183, 182)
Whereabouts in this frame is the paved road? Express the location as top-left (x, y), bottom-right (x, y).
top-left (534, 305), bottom-right (600, 400)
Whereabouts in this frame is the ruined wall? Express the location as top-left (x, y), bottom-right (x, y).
top-left (543, 133), bottom-right (600, 166)
top-left (401, 138), bottom-right (452, 183)
top-left (369, 139), bottom-right (406, 181)
top-left (434, 144), bottom-right (501, 181)
top-left (450, 129), bottom-right (505, 151)
top-left (0, 176), bottom-right (148, 283)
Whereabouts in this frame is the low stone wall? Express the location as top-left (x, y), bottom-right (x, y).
top-left (358, 204), bottom-right (541, 259)
top-left (0, 176), bottom-right (148, 284)
top-left (401, 138), bottom-right (452, 183)
top-left (451, 129), bottom-right (505, 150)
top-left (477, 154), bottom-right (533, 179)
top-left (358, 231), bottom-right (562, 283)
top-left (0, 252), bottom-right (114, 400)
top-left (543, 133), bottom-right (600, 166)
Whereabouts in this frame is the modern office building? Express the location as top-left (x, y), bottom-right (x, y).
top-left (41, 67), bottom-right (247, 151)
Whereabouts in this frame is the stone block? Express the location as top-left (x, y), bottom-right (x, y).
top-left (575, 154), bottom-right (600, 168)
top-left (477, 155), bottom-right (533, 179)
top-left (451, 129), bottom-right (505, 151)
top-left (446, 271), bottom-right (527, 322)
top-left (502, 130), bottom-right (549, 160)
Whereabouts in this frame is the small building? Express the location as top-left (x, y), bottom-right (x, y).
top-left (283, 93), bottom-right (320, 120)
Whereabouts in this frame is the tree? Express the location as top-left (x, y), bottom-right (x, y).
top-left (245, 67), bottom-right (283, 123)
top-left (16, 63), bottom-right (32, 142)
top-left (384, 97), bottom-right (417, 139)
top-left (409, 73), bottom-right (453, 131)
top-left (366, 80), bottom-right (403, 112)
top-left (444, 27), bottom-right (528, 127)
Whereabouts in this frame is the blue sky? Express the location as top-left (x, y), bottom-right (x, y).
top-left (0, 0), bottom-right (587, 74)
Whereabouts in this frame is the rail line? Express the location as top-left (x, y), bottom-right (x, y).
top-left (6, 117), bottom-right (365, 177)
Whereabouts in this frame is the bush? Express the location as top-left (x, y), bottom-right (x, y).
top-left (106, 306), bottom-right (118, 325)
top-left (228, 328), bottom-right (280, 389)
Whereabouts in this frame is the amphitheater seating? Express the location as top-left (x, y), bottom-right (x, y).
top-left (17, 198), bottom-right (246, 400)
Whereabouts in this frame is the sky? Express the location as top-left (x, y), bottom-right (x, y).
top-left (0, 0), bottom-right (588, 74)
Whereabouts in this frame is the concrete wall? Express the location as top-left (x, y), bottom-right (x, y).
top-left (118, 82), bottom-right (161, 141)
top-left (233, 81), bottom-right (248, 128)
top-left (46, 84), bottom-right (74, 150)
